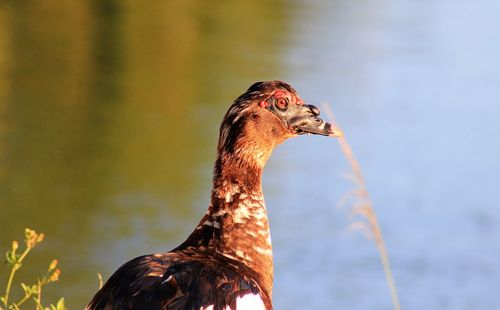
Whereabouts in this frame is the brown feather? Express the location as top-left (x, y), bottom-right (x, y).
top-left (87, 81), bottom-right (304, 310)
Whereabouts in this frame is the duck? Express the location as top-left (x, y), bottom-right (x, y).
top-left (86, 80), bottom-right (342, 310)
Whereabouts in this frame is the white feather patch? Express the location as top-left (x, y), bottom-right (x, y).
top-left (232, 293), bottom-right (266, 310)
top-left (201, 293), bottom-right (266, 310)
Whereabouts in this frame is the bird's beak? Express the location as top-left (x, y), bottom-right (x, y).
top-left (289, 104), bottom-right (343, 137)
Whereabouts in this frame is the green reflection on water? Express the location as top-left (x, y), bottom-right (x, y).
top-left (0, 0), bottom-right (292, 307)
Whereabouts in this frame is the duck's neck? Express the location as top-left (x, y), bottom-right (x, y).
top-left (178, 152), bottom-right (274, 298)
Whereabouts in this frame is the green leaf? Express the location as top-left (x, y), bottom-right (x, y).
top-left (20, 283), bottom-right (28, 293)
top-left (5, 250), bottom-right (17, 266)
top-left (55, 298), bottom-right (66, 310)
top-left (20, 283), bottom-right (38, 296)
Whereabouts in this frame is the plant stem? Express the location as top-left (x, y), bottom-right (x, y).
top-left (13, 291), bottom-right (33, 308)
top-left (3, 246), bottom-right (32, 306)
top-left (375, 232), bottom-right (401, 310)
top-left (36, 279), bottom-right (43, 310)
top-left (17, 246), bottom-right (32, 263)
top-left (3, 267), bottom-right (16, 306)
top-left (322, 103), bottom-right (401, 310)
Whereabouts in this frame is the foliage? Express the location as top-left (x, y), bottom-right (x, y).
top-left (0, 229), bottom-right (66, 310)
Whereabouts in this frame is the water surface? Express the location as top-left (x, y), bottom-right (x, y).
top-left (0, 1), bottom-right (499, 309)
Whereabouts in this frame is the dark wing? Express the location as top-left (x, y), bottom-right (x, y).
top-left (86, 252), bottom-right (271, 310)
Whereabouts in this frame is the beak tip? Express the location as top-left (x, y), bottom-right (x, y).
top-left (328, 129), bottom-right (344, 138)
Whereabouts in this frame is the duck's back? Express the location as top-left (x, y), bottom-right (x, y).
top-left (86, 252), bottom-right (270, 310)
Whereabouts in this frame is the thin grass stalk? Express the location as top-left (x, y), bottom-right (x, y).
top-left (322, 103), bottom-right (401, 310)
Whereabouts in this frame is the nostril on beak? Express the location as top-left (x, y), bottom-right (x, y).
top-left (308, 105), bottom-right (321, 117)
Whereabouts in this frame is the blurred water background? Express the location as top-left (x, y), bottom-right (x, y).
top-left (1, 1), bottom-right (499, 309)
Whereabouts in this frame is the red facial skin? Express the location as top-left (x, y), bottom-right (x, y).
top-left (258, 89), bottom-right (304, 108)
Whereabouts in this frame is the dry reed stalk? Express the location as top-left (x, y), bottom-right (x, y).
top-left (322, 103), bottom-right (401, 310)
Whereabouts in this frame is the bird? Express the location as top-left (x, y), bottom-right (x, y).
top-left (86, 80), bottom-right (343, 310)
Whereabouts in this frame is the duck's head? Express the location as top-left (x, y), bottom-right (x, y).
top-left (217, 80), bottom-right (342, 169)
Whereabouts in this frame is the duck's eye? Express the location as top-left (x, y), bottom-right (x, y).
top-left (276, 98), bottom-right (288, 110)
